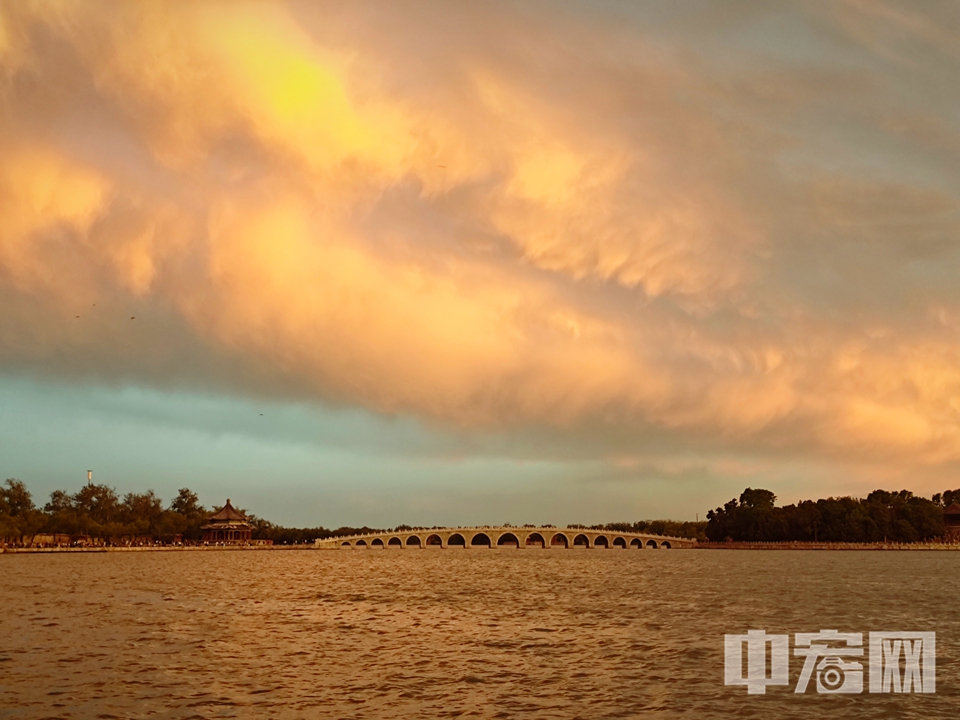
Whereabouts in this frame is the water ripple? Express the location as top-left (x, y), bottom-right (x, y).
top-left (1, 550), bottom-right (959, 718)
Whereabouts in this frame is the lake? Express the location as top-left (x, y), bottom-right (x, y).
top-left (1, 548), bottom-right (958, 718)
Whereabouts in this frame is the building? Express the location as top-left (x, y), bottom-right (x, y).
top-left (201, 499), bottom-right (253, 544)
top-left (944, 503), bottom-right (960, 540)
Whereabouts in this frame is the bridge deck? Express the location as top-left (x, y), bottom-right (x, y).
top-left (315, 527), bottom-right (696, 549)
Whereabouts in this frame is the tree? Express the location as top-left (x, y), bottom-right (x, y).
top-left (170, 488), bottom-right (204, 516)
top-left (933, 489), bottom-right (960, 508)
top-left (1, 479), bottom-right (35, 516)
top-left (44, 489), bottom-right (72, 514)
top-left (0, 479), bottom-right (45, 541)
top-left (739, 488), bottom-right (776, 510)
top-left (121, 491), bottom-right (165, 535)
top-left (165, 488), bottom-right (208, 541)
top-left (72, 483), bottom-right (120, 528)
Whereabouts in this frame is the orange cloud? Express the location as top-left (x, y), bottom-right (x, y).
top-left (2, 0), bottom-right (960, 483)
top-left (0, 143), bottom-right (110, 292)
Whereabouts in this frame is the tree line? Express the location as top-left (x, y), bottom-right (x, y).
top-left (0, 478), bottom-right (384, 545)
top-left (705, 487), bottom-right (957, 543)
top-left (566, 520), bottom-right (706, 541)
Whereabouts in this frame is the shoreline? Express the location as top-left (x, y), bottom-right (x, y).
top-left (696, 541), bottom-right (960, 550)
top-left (0, 545), bottom-right (316, 553)
top-left (6, 541), bottom-right (960, 553)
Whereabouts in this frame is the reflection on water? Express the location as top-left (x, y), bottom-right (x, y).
top-left (1, 549), bottom-right (958, 718)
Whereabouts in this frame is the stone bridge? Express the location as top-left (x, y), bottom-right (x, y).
top-left (315, 527), bottom-right (696, 549)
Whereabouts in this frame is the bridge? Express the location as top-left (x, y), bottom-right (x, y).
top-left (315, 527), bottom-right (696, 549)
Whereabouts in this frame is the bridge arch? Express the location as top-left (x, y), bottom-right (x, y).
top-left (526, 532), bottom-right (545, 547)
top-left (471, 532), bottom-right (491, 547)
top-left (322, 527), bottom-right (690, 550)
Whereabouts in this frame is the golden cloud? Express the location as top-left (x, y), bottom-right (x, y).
top-left (2, 0), bottom-right (960, 474)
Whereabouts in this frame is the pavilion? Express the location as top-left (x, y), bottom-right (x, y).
top-left (201, 499), bottom-right (252, 544)
top-left (944, 503), bottom-right (960, 540)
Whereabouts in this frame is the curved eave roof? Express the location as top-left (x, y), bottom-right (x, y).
top-left (200, 520), bottom-right (252, 530)
top-left (207, 499), bottom-right (248, 522)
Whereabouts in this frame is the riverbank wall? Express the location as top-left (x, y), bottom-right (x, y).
top-left (696, 541), bottom-right (960, 550)
top-left (0, 545), bottom-right (315, 553)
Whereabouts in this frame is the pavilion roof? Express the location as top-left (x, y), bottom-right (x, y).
top-left (207, 499), bottom-right (249, 522)
top-left (200, 520), bottom-right (250, 530)
top-left (944, 502), bottom-right (960, 516)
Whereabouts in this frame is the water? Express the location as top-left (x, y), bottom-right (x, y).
top-left (2, 549), bottom-right (959, 719)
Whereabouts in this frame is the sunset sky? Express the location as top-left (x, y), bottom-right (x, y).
top-left (2, 1), bottom-right (959, 527)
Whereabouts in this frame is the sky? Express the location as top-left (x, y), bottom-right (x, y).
top-left (2, 0), bottom-right (960, 527)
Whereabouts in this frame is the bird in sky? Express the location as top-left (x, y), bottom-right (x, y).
top-left (130, 316), bottom-right (135, 320)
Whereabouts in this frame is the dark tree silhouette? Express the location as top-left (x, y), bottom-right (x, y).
top-left (706, 488), bottom-right (946, 542)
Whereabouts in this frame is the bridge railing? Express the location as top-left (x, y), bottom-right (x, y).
top-left (316, 527), bottom-right (694, 544)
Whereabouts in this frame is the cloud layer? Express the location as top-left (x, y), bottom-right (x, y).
top-left (2, 1), bottom-right (960, 486)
